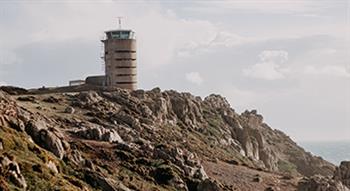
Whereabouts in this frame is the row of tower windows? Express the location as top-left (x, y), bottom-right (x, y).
top-left (105, 50), bottom-right (136, 54)
top-left (113, 58), bottom-right (136, 61)
top-left (116, 74), bottom-right (136, 76)
top-left (107, 31), bottom-right (135, 39)
top-left (114, 66), bottom-right (137, 69)
top-left (115, 81), bottom-right (137, 85)
top-left (106, 65), bottom-right (136, 69)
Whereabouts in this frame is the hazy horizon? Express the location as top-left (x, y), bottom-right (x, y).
top-left (300, 140), bottom-right (350, 165)
top-left (0, 0), bottom-right (349, 142)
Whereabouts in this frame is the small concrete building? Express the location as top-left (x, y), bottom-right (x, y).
top-left (102, 29), bottom-right (137, 90)
top-left (69, 80), bottom-right (85, 86)
top-left (85, 75), bottom-right (106, 86)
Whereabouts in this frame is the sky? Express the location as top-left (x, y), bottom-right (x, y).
top-left (0, 0), bottom-right (349, 142)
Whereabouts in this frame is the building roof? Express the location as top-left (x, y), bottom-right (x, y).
top-left (104, 29), bottom-right (134, 33)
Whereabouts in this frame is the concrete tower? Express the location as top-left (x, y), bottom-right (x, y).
top-left (102, 26), bottom-right (137, 90)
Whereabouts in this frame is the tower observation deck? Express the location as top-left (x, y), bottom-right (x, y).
top-left (102, 28), bottom-right (137, 90)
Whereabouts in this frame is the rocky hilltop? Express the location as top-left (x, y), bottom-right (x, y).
top-left (0, 86), bottom-right (348, 191)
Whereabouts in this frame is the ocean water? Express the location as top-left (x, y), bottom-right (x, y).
top-left (299, 141), bottom-right (350, 165)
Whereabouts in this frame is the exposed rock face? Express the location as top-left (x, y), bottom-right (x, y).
top-left (334, 161), bottom-right (350, 188)
top-left (0, 155), bottom-right (27, 189)
top-left (84, 170), bottom-right (131, 191)
top-left (77, 91), bottom-right (103, 105)
top-left (25, 120), bottom-right (66, 159)
top-left (297, 161), bottom-right (350, 191)
top-left (74, 125), bottom-right (123, 143)
top-left (297, 175), bottom-right (350, 191)
top-left (168, 91), bottom-right (204, 129)
top-left (204, 94), bottom-right (231, 111)
top-left (197, 179), bottom-right (221, 191)
top-left (0, 91), bottom-right (18, 128)
top-left (0, 88), bottom-right (337, 190)
top-left (46, 160), bottom-right (59, 174)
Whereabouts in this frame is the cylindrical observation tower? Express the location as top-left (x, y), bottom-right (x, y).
top-left (102, 29), bottom-right (137, 90)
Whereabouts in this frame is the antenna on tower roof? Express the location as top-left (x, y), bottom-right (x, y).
top-left (117, 17), bottom-right (123, 29)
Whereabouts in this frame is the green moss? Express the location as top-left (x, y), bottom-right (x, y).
top-left (278, 160), bottom-right (297, 174)
top-left (0, 126), bottom-right (82, 191)
top-left (205, 116), bottom-right (224, 138)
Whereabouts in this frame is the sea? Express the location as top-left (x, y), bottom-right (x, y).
top-left (299, 141), bottom-right (350, 165)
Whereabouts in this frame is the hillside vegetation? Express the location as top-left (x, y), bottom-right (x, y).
top-left (0, 86), bottom-right (347, 191)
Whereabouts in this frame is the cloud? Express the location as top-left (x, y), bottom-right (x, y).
top-left (304, 65), bottom-right (350, 78)
top-left (185, 72), bottom-right (203, 85)
top-left (0, 1), bottom-right (244, 68)
top-left (133, 11), bottom-right (222, 66)
top-left (243, 50), bottom-right (289, 80)
top-left (208, 31), bottom-right (249, 47)
top-left (0, 0), bottom-right (348, 142)
top-left (178, 31), bottom-right (249, 58)
top-left (191, 0), bottom-right (339, 14)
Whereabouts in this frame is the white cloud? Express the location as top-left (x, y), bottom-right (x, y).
top-left (133, 11), bottom-right (222, 66)
top-left (209, 31), bottom-right (249, 47)
top-left (192, 0), bottom-right (337, 14)
top-left (259, 50), bottom-right (289, 63)
top-left (178, 31), bottom-right (249, 58)
top-left (133, 12), bottom-right (251, 63)
top-left (0, 1), bottom-right (239, 67)
top-left (243, 50), bottom-right (289, 80)
top-left (185, 72), bottom-right (203, 85)
top-left (304, 65), bottom-right (350, 78)
top-left (0, 0), bottom-right (348, 142)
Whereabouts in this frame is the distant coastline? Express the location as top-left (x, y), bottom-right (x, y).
top-left (300, 141), bottom-right (350, 165)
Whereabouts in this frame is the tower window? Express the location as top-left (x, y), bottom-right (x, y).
top-left (110, 31), bottom-right (131, 39)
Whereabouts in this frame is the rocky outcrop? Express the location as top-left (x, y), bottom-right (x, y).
top-left (197, 179), bottom-right (222, 191)
top-left (84, 170), bottom-right (131, 191)
top-left (77, 91), bottom-right (103, 105)
top-left (168, 91), bottom-right (204, 129)
top-left (153, 144), bottom-right (209, 183)
top-left (25, 119), bottom-right (67, 159)
top-left (297, 161), bottom-right (350, 191)
top-left (334, 161), bottom-right (350, 188)
top-left (0, 91), bottom-right (18, 128)
top-left (297, 175), bottom-right (349, 191)
top-left (0, 154), bottom-right (27, 189)
top-left (0, 88), bottom-right (338, 190)
top-left (73, 125), bottom-right (123, 143)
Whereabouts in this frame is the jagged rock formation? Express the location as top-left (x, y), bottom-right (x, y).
top-left (334, 161), bottom-right (350, 188)
top-left (297, 175), bottom-right (350, 191)
top-left (0, 154), bottom-right (27, 189)
top-left (0, 87), bottom-right (341, 190)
